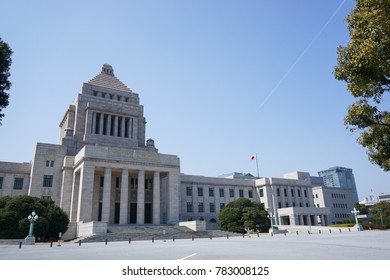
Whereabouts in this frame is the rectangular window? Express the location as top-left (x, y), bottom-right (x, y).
top-left (50, 160), bottom-right (54, 167)
top-left (13, 178), bottom-right (24, 190)
top-left (46, 160), bottom-right (50, 167)
top-left (259, 189), bottom-right (264, 197)
top-left (117, 116), bottom-right (122, 137)
top-left (291, 189), bottom-right (294, 197)
top-left (186, 202), bottom-right (193, 213)
top-left (219, 188), bottom-right (224, 197)
top-left (197, 187), bottom-right (203, 196)
top-left (229, 189), bottom-right (234, 198)
top-left (239, 189), bottom-right (244, 198)
top-left (100, 176), bottom-right (104, 187)
top-left (110, 116), bottom-right (115, 136)
top-left (277, 188), bottom-right (280, 196)
top-left (145, 179), bottom-right (153, 190)
top-left (186, 187), bottom-right (192, 196)
top-left (95, 113), bottom-right (101, 134)
top-left (248, 190), bottom-right (253, 198)
top-left (285, 202), bottom-right (289, 207)
top-left (220, 203), bottom-right (225, 209)
top-left (0, 177), bottom-right (3, 189)
top-left (278, 202), bottom-right (282, 208)
top-left (124, 118), bottom-right (129, 138)
top-left (130, 118), bottom-right (134, 138)
top-left (198, 203), bottom-right (204, 213)
top-left (284, 188), bottom-right (288, 196)
top-left (130, 178), bottom-right (138, 189)
top-left (41, 196), bottom-right (51, 200)
top-left (298, 189), bottom-right (301, 197)
top-left (209, 203), bottom-right (215, 213)
top-left (103, 114), bottom-right (108, 135)
top-left (208, 188), bottom-right (214, 197)
top-left (304, 190), bottom-right (307, 197)
top-left (43, 175), bottom-right (53, 187)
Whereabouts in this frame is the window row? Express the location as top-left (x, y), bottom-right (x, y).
top-left (0, 177), bottom-right (24, 190)
top-left (45, 160), bottom-right (55, 167)
top-left (277, 201), bottom-right (310, 208)
top-left (0, 175), bottom-right (54, 189)
top-left (186, 202), bottom-right (225, 213)
top-left (331, 193), bottom-right (346, 199)
top-left (99, 176), bottom-right (153, 190)
top-left (93, 90), bottom-right (132, 103)
top-left (335, 213), bottom-right (350, 219)
top-left (92, 112), bottom-right (134, 139)
top-left (333, 203), bottom-right (348, 209)
top-left (276, 187), bottom-right (307, 198)
top-left (186, 187), bottom-right (253, 199)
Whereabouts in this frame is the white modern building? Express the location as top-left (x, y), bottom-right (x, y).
top-left (0, 65), bottom-right (358, 237)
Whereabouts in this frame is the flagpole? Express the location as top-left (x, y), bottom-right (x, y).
top-left (255, 153), bottom-right (259, 178)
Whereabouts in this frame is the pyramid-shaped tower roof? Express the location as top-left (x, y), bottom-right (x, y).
top-left (87, 64), bottom-right (133, 93)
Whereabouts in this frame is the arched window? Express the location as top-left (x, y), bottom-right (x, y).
top-left (210, 218), bottom-right (216, 223)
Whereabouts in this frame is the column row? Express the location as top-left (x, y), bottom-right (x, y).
top-left (92, 112), bottom-right (134, 139)
top-left (100, 168), bottom-right (161, 225)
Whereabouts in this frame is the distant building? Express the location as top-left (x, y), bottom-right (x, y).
top-left (256, 172), bottom-right (330, 226)
top-left (312, 186), bottom-right (355, 224)
top-left (378, 193), bottom-right (390, 203)
top-left (318, 166), bottom-right (359, 202)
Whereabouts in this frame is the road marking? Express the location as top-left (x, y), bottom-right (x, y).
top-left (178, 253), bottom-right (197, 260)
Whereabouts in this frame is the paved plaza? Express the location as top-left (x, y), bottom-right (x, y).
top-left (0, 230), bottom-right (389, 260)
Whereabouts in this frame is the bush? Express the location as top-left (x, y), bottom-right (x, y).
top-left (0, 195), bottom-right (69, 240)
top-left (329, 223), bottom-right (355, 228)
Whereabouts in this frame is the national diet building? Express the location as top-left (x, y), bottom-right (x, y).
top-left (1, 65), bottom-right (357, 239)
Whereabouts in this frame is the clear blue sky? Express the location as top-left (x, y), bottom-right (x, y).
top-left (0, 0), bottom-right (388, 201)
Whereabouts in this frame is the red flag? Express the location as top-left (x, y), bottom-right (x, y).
top-left (250, 155), bottom-right (255, 160)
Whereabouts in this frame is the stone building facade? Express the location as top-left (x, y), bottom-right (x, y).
top-left (0, 65), bottom-right (357, 237)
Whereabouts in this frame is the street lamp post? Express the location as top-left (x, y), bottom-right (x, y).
top-left (351, 207), bottom-right (361, 231)
top-left (25, 211), bottom-right (38, 245)
top-left (268, 212), bottom-right (275, 236)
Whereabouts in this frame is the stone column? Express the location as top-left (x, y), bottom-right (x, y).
top-left (86, 110), bottom-right (94, 135)
top-left (101, 167), bottom-right (112, 223)
top-left (167, 169), bottom-right (180, 224)
top-left (69, 170), bottom-right (80, 223)
top-left (99, 113), bottom-right (104, 134)
top-left (107, 115), bottom-right (112, 136)
top-left (76, 163), bottom-right (95, 222)
top-left (153, 171), bottom-right (161, 224)
top-left (121, 117), bottom-right (126, 138)
top-left (60, 157), bottom-right (74, 217)
top-left (299, 215), bottom-right (304, 226)
top-left (137, 170), bottom-right (145, 224)
top-left (119, 169), bottom-right (129, 224)
top-left (113, 115), bottom-right (118, 137)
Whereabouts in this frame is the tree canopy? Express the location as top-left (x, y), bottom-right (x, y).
top-left (0, 195), bottom-right (69, 240)
top-left (218, 198), bottom-right (270, 233)
top-left (334, 0), bottom-right (390, 171)
top-left (0, 36), bottom-right (12, 125)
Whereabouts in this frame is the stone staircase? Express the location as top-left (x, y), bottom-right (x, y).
top-left (79, 225), bottom-right (240, 243)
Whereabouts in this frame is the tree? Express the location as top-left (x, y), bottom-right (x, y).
top-left (218, 198), bottom-right (270, 233)
top-left (0, 195), bottom-right (69, 240)
top-left (354, 202), bottom-right (368, 215)
top-left (369, 201), bottom-right (390, 217)
top-left (0, 36), bottom-right (12, 125)
top-left (334, 0), bottom-right (390, 171)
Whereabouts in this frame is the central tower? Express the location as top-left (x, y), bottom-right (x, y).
top-left (59, 64), bottom-right (147, 155)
